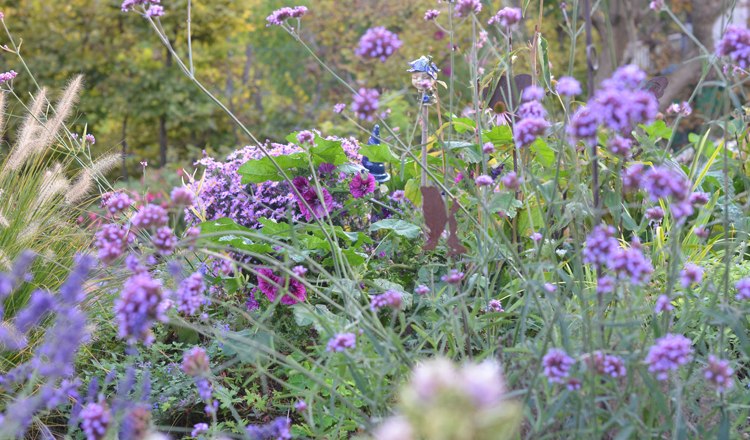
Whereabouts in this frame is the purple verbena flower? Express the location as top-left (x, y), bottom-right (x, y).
top-left (475, 175), bottom-right (493, 187)
top-left (583, 225), bottom-right (619, 268)
top-left (370, 290), bottom-right (403, 311)
top-left (131, 204), bottom-right (168, 230)
top-left (114, 272), bottom-right (168, 344)
top-left (355, 27), bottom-right (402, 62)
top-left (296, 130), bottom-right (315, 144)
top-left (101, 191), bottom-right (133, 215)
top-left (454, 0), bottom-right (482, 17)
top-left (501, 171), bottom-right (520, 190)
top-left (521, 86), bottom-right (545, 102)
top-left (80, 402), bottom-right (111, 440)
top-left (192, 423), bottom-right (209, 437)
top-left (390, 190), bottom-right (405, 203)
top-left (266, 5), bottom-right (308, 26)
top-left (170, 186), bottom-right (195, 207)
top-left (333, 102), bottom-right (346, 113)
top-left (717, 25), bottom-right (750, 69)
top-left (326, 332), bottom-right (356, 352)
top-left (441, 269), bottom-right (464, 284)
top-left (556, 76), bottom-right (581, 96)
top-left (182, 346), bottom-right (210, 377)
top-left (488, 7), bottom-right (522, 27)
top-left (152, 226), bottom-right (177, 256)
top-left (568, 106), bottom-right (598, 144)
top-left (646, 206), bottom-right (664, 222)
top-left (415, 284), bottom-right (430, 295)
top-left (294, 400), bottom-right (307, 412)
top-left (596, 276), bottom-right (615, 294)
top-left (607, 242), bottom-right (653, 285)
top-left (589, 351), bottom-right (627, 378)
top-left (351, 88), bottom-right (380, 121)
top-left (735, 277), bottom-right (750, 300)
top-left (542, 348), bottom-right (575, 384)
top-left (246, 417), bottom-right (292, 440)
top-left (482, 142), bottom-right (495, 154)
top-left (622, 164), bottom-right (644, 192)
top-left (424, 9), bottom-right (440, 20)
top-left (177, 272), bottom-right (206, 316)
top-left (145, 4), bottom-right (164, 17)
top-left (704, 355), bottom-right (734, 392)
top-left (95, 224), bottom-right (132, 264)
top-left (486, 299), bottom-right (504, 312)
top-left (642, 166), bottom-right (691, 203)
top-left (517, 101), bottom-right (547, 119)
top-left (0, 70), bottom-right (17, 84)
top-left (14, 290), bottom-right (54, 333)
top-left (646, 334), bottom-right (693, 381)
top-left (680, 263), bottom-right (704, 288)
top-left (513, 117), bottom-right (549, 147)
top-left (608, 135), bottom-right (632, 157)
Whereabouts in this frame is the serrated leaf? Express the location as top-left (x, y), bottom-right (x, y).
top-left (482, 125), bottom-right (513, 146)
top-left (238, 153), bottom-right (308, 183)
top-left (359, 143), bottom-right (399, 163)
top-left (310, 135), bottom-right (347, 166)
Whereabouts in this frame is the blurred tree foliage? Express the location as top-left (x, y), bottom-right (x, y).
top-left (0, 0), bottom-right (589, 178)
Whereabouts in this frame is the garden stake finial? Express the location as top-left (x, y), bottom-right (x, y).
top-left (408, 55), bottom-right (439, 186)
top-left (361, 124), bottom-right (389, 183)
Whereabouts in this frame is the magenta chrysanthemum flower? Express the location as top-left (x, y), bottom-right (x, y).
top-left (152, 226), bottom-right (177, 255)
top-left (486, 299), bottom-right (504, 312)
top-left (542, 348), bottom-right (575, 384)
top-left (266, 5), bottom-right (308, 26)
top-left (131, 204), bottom-right (168, 230)
top-left (568, 106), bottom-right (598, 144)
top-left (680, 263), bottom-right (704, 288)
top-left (589, 351), bottom-right (627, 378)
top-left (351, 88), bottom-right (380, 121)
top-left (704, 355), bottom-right (734, 392)
top-left (355, 27), bottom-right (402, 62)
top-left (101, 191), bottom-right (133, 215)
top-left (475, 175), bottom-right (493, 187)
top-left (80, 402), bottom-right (111, 440)
top-left (645, 333), bottom-right (693, 381)
top-left (95, 224), bottom-right (132, 264)
top-left (488, 7), bottom-right (522, 27)
top-left (735, 277), bottom-right (750, 300)
top-left (583, 225), bottom-right (619, 268)
top-left (370, 290), bottom-right (403, 311)
top-left (415, 284), bottom-right (430, 295)
top-left (424, 9), bottom-right (440, 20)
top-left (654, 294), bottom-right (674, 313)
top-left (350, 172), bottom-right (376, 198)
top-left (441, 269), bottom-right (464, 284)
top-left (182, 346), bottom-right (210, 377)
top-left (170, 186), bottom-right (195, 207)
top-left (177, 272), bottom-right (206, 316)
top-left (114, 272), bottom-right (168, 344)
top-left (556, 76), bottom-right (582, 96)
top-left (256, 268), bottom-right (307, 305)
top-left (717, 25), bottom-right (750, 69)
top-left (454, 0), bottom-right (482, 17)
top-left (326, 332), bottom-right (356, 352)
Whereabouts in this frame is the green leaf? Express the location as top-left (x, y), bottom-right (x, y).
top-left (482, 125), bottom-right (513, 146)
top-left (238, 153), bottom-right (308, 183)
top-left (530, 138), bottom-right (554, 167)
top-left (341, 249), bottom-right (367, 266)
top-left (197, 218), bottom-right (274, 253)
top-left (404, 178), bottom-right (422, 205)
top-left (642, 120), bottom-right (672, 140)
top-left (310, 136), bottom-right (347, 166)
top-left (451, 117), bottom-right (476, 134)
top-left (369, 219), bottom-right (422, 239)
top-left (488, 193), bottom-right (523, 219)
top-left (258, 218), bottom-right (294, 237)
top-left (359, 143), bottom-right (399, 163)
top-left (445, 141), bottom-right (483, 163)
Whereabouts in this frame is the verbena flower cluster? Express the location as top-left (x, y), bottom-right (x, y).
top-left (266, 5), bottom-right (308, 26)
top-left (355, 27), bottom-right (402, 62)
top-left (716, 25), bottom-right (750, 69)
top-left (645, 333), bottom-right (693, 381)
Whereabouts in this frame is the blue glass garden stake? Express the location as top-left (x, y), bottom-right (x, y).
top-left (361, 125), bottom-right (389, 183)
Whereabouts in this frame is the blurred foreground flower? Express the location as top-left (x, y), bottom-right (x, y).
top-left (373, 357), bottom-right (520, 440)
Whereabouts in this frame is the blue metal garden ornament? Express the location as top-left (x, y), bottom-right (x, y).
top-left (361, 124), bottom-right (390, 183)
top-left (407, 55), bottom-right (440, 80)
